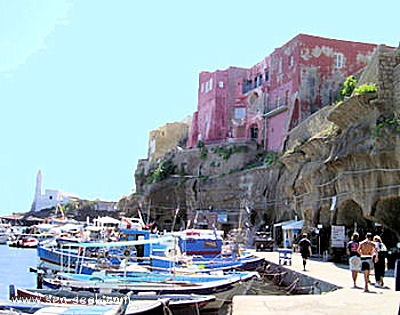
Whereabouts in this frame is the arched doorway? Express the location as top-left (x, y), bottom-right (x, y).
top-left (372, 197), bottom-right (400, 246)
top-left (249, 124), bottom-right (258, 140)
top-left (335, 199), bottom-right (368, 234)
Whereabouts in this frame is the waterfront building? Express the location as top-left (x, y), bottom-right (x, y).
top-left (188, 34), bottom-right (379, 151)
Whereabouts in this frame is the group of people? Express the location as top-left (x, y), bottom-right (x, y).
top-left (347, 232), bottom-right (387, 292)
top-left (295, 231), bottom-right (388, 292)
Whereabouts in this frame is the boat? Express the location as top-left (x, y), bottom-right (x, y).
top-left (36, 229), bottom-right (168, 273)
top-left (0, 224), bottom-right (12, 245)
top-left (8, 236), bottom-right (39, 249)
top-left (150, 251), bottom-right (265, 273)
top-left (4, 291), bottom-right (169, 315)
top-left (42, 269), bottom-right (259, 297)
top-left (9, 285), bottom-right (215, 313)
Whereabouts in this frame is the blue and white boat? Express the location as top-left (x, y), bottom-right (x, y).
top-left (43, 269), bottom-right (259, 295)
top-left (42, 270), bottom-right (258, 311)
top-left (36, 230), bottom-right (169, 273)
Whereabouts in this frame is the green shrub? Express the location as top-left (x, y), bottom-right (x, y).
top-left (372, 114), bottom-right (400, 137)
top-left (264, 151), bottom-right (280, 166)
top-left (146, 158), bottom-right (176, 183)
top-left (214, 145), bottom-right (249, 160)
top-left (199, 147), bottom-right (208, 159)
top-left (354, 84), bottom-right (377, 95)
top-left (196, 140), bottom-right (205, 148)
top-left (338, 75), bottom-right (357, 101)
top-left (341, 75), bottom-right (357, 96)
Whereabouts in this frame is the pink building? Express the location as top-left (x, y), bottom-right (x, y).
top-left (188, 34), bottom-right (379, 151)
top-left (188, 67), bottom-right (248, 148)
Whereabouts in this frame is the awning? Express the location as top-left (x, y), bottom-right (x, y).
top-left (282, 220), bottom-right (304, 230)
top-left (274, 220), bottom-right (304, 230)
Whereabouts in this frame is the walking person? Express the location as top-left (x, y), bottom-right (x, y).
top-left (346, 232), bottom-right (361, 288)
top-left (298, 233), bottom-right (312, 271)
top-left (373, 235), bottom-right (387, 287)
top-left (357, 232), bottom-right (377, 292)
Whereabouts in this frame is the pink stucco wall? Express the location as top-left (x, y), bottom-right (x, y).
top-left (267, 110), bottom-right (288, 151)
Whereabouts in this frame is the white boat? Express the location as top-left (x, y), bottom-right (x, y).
top-left (0, 224), bottom-right (12, 245)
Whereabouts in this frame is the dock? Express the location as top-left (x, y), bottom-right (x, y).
top-left (233, 250), bottom-right (400, 314)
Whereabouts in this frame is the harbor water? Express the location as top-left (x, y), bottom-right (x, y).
top-left (0, 244), bottom-right (285, 314)
top-left (0, 245), bottom-right (38, 302)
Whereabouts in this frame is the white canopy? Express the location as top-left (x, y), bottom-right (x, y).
top-left (274, 220), bottom-right (304, 230)
top-left (93, 216), bottom-right (121, 225)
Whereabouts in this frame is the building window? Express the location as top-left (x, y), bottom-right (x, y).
top-left (201, 83), bottom-right (204, 93)
top-left (289, 55), bottom-right (294, 67)
top-left (265, 71), bottom-right (269, 82)
top-left (278, 59), bottom-right (282, 73)
top-left (234, 107), bottom-right (246, 119)
top-left (242, 79), bottom-right (252, 94)
top-left (218, 81), bottom-right (224, 88)
top-left (259, 75), bottom-right (263, 85)
top-left (334, 53), bottom-right (344, 68)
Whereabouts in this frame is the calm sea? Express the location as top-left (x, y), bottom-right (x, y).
top-left (0, 245), bottom-right (38, 302)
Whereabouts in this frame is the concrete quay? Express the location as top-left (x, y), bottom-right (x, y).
top-left (233, 250), bottom-right (400, 315)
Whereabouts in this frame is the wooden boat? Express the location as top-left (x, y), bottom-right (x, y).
top-left (42, 270), bottom-right (259, 298)
top-left (3, 291), bottom-right (169, 315)
top-left (9, 285), bottom-right (215, 312)
top-left (150, 251), bottom-right (265, 273)
top-left (36, 232), bottom-right (170, 273)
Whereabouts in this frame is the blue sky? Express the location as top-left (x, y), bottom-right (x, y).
top-left (0, 0), bottom-right (398, 215)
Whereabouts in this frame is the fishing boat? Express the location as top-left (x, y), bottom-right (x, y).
top-left (3, 291), bottom-right (169, 315)
top-left (8, 235), bottom-right (39, 249)
top-left (150, 251), bottom-right (265, 273)
top-left (36, 228), bottom-right (170, 273)
top-left (9, 285), bottom-right (215, 313)
top-left (41, 269), bottom-right (258, 311)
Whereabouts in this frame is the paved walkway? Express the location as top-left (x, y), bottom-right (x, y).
top-left (233, 250), bottom-right (400, 315)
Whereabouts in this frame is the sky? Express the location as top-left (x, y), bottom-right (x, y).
top-left (0, 0), bottom-right (399, 215)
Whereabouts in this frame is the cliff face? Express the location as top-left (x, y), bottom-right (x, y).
top-left (279, 44), bottom-right (400, 238)
top-left (133, 45), bottom-right (400, 239)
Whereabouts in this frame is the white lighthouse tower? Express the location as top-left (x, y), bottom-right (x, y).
top-left (30, 170), bottom-right (43, 212)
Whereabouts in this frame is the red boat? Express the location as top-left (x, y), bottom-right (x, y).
top-left (8, 236), bottom-right (39, 248)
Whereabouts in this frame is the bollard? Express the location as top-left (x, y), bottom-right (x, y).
top-left (37, 272), bottom-right (43, 289)
top-left (9, 284), bottom-right (15, 300)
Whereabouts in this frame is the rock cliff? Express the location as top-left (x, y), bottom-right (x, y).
top-left (133, 44), bottom-right (400, 243)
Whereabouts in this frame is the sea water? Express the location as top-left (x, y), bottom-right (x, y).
top-left (0, 245), bottom-right (38, 302)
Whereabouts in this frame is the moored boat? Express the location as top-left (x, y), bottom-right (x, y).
top-left (8, 236), bottom-right (39, 249)
top-left (42, 270), bottom-right (259, 304)
top-left (9, 285), bottom-right (215, 312)
top-left (4, 290), bottom-right (169, 315)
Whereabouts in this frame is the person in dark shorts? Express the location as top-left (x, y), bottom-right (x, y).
top-left (357, 232), bottom-right (377, 292)
top-left (298, 233), bottom-right (312, 271)
top-left (373, 235), bottom-right (387, 287)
